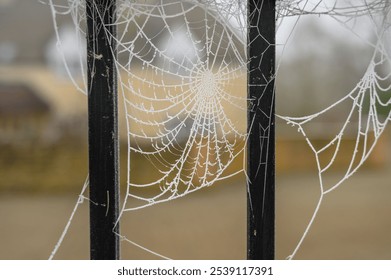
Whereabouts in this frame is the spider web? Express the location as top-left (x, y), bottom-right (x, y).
top-left (46, 0), bottom-right (391, 259)
top-left (115, 0), bottom-right (247, 210)
top-left (277, 0), bottom-right (391, 259)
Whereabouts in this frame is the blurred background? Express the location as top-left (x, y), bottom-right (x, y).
top-left (0, 0), bottom-right (390, 259)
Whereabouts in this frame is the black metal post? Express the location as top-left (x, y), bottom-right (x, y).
top-left (247, 0), bottom-right (275, 260)
top-left (87, 0), bottom-right (120, 260)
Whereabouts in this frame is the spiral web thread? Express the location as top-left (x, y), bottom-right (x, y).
top-left (47, 0), bottom-right (390, 259)
top-left (115, 1), bottom-right (247, 211)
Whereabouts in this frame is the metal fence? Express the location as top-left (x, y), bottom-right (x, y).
top-left (86, 0), bottom-right (275, 260)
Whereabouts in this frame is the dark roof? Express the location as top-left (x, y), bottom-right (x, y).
top-left (0, 83), bottom-right (50, 116)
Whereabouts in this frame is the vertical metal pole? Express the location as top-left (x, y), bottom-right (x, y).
top-left (87, 0), bottom-right (120, 260)
top-left (247, 0), bottom-right (275, 260)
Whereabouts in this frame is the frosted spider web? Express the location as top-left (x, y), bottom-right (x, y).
top-left (277, 0), bottom-right (391, 259)
top-left (115, 0), bottom-right (247, 210)
top-left (45, 0), bottom-right (391, 259)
